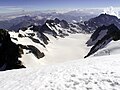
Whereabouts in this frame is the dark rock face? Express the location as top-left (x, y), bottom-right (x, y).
top-left (18, 33), bottom-right (24, 38)
top-left (28, 36), bottom-right (46, 48)
top-left (27, 45), bottom-right (45, 59)
top-left (39, 19), bottom-right (70, 38)
top-left (27, 33), bottom-right (35, 37)
top-left (30, 25), bottom-right (41, 32)
top-left (28, 36), bottom-right (40, 43)
top-left (21, 45), bottom-right (45, 59)
top-left (54, 18), bottom-right (60, 24)
top-left (0, 29), bottom-right (25, 71)
top-left (29, 20), bottom-right (58, 38)
top-left (11, 37), bottom-right (18, 41)
top-left (46, 20), bottom-right (54, 24)
top-left (37, 32), bottom-right (50, 45)
top-left (85, 24), bottom-right (120, 58)
top-left (60, 20), bottom-right (69, 29)
top-left (40, 23), bottom-right (57, 37)
top-left (20, 27), bottom-right (28, 31)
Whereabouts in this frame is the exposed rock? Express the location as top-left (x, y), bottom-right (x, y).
top-left (20, 27), bottom-right (28, 31)
top-left (37, 32), bottom-right (50, 45)
top-left (11, 37), bottom-right (18, 41)
top-left (60, 20), bottom-right (69, 29)
top-left (46, 20), bottom-right (54, 24)
top-left (18, 44), bottom-right (45, 59)
top-left (27, 33), bottom-right (35, 37)
top-left (40, 23), bottom-right (57, 38)
top-left (30, 25), bottom-right (41, 31)
top-left (18, 33), bottom-right (24, 38)
top-left (54, 18), bottom-right (60, 24)
top-left (29, 36), bottom-right (40, 43)
top-left (27, 45), bottom-right (45, 59)
top-left (0, 29), bottom-right (25, 71)
top-left (85, 24), bottom-right (120, 58)
top-left (28, 36), bottom-right (46, 48)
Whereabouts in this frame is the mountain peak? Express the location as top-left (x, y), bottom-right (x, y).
top-left (98, 13), bottom-right (118, 19)
top-left (84, 13), bottom-right (120, 32)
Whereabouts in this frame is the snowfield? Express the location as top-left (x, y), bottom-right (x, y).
top-left (0, 54), bottom-right (120, 90)
top-left (40, 33), bottom-right (90, 64)
top-left (10, 30), bottom-right (91, 67)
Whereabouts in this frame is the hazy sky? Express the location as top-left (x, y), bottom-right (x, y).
top-left (0, 0), bottom-right (120, 13)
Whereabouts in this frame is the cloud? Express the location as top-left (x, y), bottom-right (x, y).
top-left (0, 6), bottom-right (23, 13)
top-left (102, 6), bottom-right (120, 18)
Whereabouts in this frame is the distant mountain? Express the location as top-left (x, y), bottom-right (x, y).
top-left (0, 15), bottom-right (83, 33)
top-left (83, 14), bottom-right (120, 32)
top-left (0, 15), bottom-right (47, 31)
top-left (29, 18), bottom-right (83, 38)
top-left (0, 10), bottom-right (100, 31)
top-left (1, 13), bottom-right (120, 33)
top-left (85, 24), bottom-right (120, 58)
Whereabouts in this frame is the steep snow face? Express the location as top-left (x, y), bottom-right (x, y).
top-left (94, 40), bottom-right (120, 56)
top-left (0, 54), bottom-right (120, 90)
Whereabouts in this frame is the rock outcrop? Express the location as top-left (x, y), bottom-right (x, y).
top-left (0, 29), bottom-right (25, 71)
top-left (85, 24), bottom-right (120, 58)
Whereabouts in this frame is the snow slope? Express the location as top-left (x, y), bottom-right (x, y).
top-left (0, 54), bottom-right (120, 90)
top-left (40, 33), bottom-right (90, 65)
top-left (94, 40), bottom-right (120, 56)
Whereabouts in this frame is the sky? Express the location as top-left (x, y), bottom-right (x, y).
top-left (0, 0), bottom-right (120, 13)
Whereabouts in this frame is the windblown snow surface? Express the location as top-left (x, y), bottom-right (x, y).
top-left (0, 54), bottom-right (120, 90)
